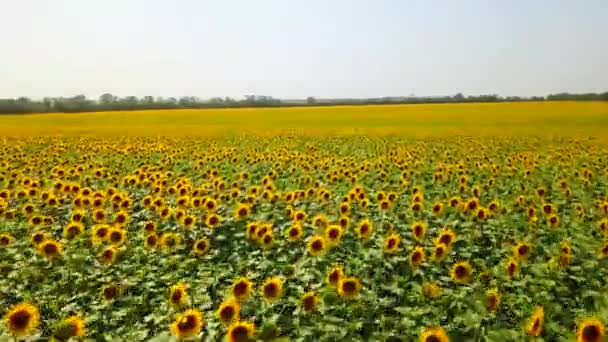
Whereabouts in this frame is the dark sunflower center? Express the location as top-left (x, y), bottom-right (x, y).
top-left (582, 325), bottom-right (600, 340)
top-left (110, 232), bottom-right (122, 242)
top-left (455, 265), bottom-right (467, 278)
top-left (178, 314), bottom-right (197, 332)
top-left (234, 282), bottom-right (248, 296)
top-left (103, 250), bottom-right (114, 259)
top-left (387, 238), bottom-right (396, 249)
top-left (296, 213), bottom-right (304, 220)
top-left (147, 236), bottom-right (157, 245)
top-left (360, 225), bottom-right (369, 234)
top-left (412, 251), bottom-right (422, 263)
top-left (104, 287), bottom-right (117, 299)
top-left (289, 228), bottom-right (299, 237)
top-left (10, 310), bottom-right (31, 329)
top-left (433, 205), bottom-right (440, 212)
top-left (518, 245), bottom-right (529, 255)
top-left (44, 243), bottom-right (58, 255)
top-left (426, 336), bottom-right (441, 342)
top-left (172, 290), bottom-right (183, 303)
top-left (342, 280), bottom-right (357, 293)
top-left (311, 240), bottom-right (323, 250)
top-left (329, 271), bottom-right (340, 283)
top-left (33, 234), bottom-right (44, 243)
top-left (97, 228), bottom-right (108, 238)
top-left (0, 237), bottom-right (9, 245)
top-left (263, 235), bottom-right (272, 244)
top-left (264, 283), bottom-right (278, 297)
top-left (435, 247), bottom-right (444, 257)
top-left (220, 306), bottom-right (235, 320)
top-left (440, 235), bottom-right (452, 245)
top-left (414, 226), bottom-right (423, 236)
top-left (209, 217), bottom-right (218, 224)
top-left (328, 229), bottom-right (339, 239)
top-left (303, 296), bottom-right (315, 310)
top-left (230, 326), bottom-right (249, 341)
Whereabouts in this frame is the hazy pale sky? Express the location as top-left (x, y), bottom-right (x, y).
top-left (1, 0), bottom-right (606, 99)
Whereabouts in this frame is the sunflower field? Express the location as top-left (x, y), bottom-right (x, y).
top-left (1, 102), bottom-right (608, 341)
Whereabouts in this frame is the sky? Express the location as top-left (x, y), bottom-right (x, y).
top-left (0, 0), bottom-right (606, 100)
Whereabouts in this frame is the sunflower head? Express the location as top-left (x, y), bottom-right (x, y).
top-left (227, 321), bottom-right (255, 342)
top-left (412, 221), bottom-right (426, 241)
top-left (53, 315), bottom-right (86, 340)
top-left (145, 233), bottom-right (159, 249)
top-left (193, 237), bottom-right (211, 256)
top-left (437, 229), bottom-right (456, 247)
top-left (450, 261), bottom-right (473, 284)
top-left (486, 289), bottom-right (500, 312)
top-left (38, 239), bottom-right (63, 259)
top-left (422, 282), bottom-right (441, 299)
top-left (108, 227), bottom-right (127, 246)
top-left (286, 224), bottom-right (303, 242)
top-left (5, 302), bottom-right (40, 338)
top-left (217, 298), bottom-right (240, 325)
top-left (325, 225), bottom-right (343, 245)
top-left (261, 277), bottom-right (283, 303)
top-left (527, 306), bottom-right (544, 337)
top-left (419, 326), bottom-right (449, 342)
top-left (0, 233), bottom-right (14, 247)
top-left (327, 266), bottom-right (344, 287)
top-left (577, 317), bottom-right (605, 342)
top-left (356, 219), bottom-right (373, 239)
top-left (433, 243), bottom-right (448, 263)
top-left (64, 221), bottom-right (85, 239)
top-left (338, 277), bottom-right (361, 298)
top-left (383, 233), bottom-right (401, 254)
top-left (169, 282), bottom-right (189, 307)
top-left (205, 213), bottom-right (221, 228)
top-left (91, 224), bottom-right (110, 243)
top-left (307, 235), bottom-right (327, 256)
top-left (231, 277), bottom-right (252, 301)
top-left (301, 291), bottom-right (320, 313)
top-left (170, 309), bottom-right (204, 339)
top-left (410, 246), bottom-right (426, 268)
top-left (513, 242), bottom-right (532, 260)
top-left (100, 246), bottom-right (117, 265)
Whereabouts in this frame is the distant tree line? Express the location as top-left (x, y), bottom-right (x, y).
top-left (0, 92), bottom-right (606, 114)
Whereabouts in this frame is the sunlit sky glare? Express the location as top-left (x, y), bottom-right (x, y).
top-left (1, 0), bottom-right (606, 100)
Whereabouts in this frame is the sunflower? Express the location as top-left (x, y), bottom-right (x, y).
top-left (231, 277), bottom-right (253, 301)
top-left (143, 221), bottom-right (156, 235)
top-left (475, 207), bottom-right (489, 220)
top-left (30, 230), bottom-right (46, 246)
top-left (486, 289), bottom-right (500, 312)
top-left (338, 216), bottom-right (350, 229)
top-left (169, 282), bottom-right (189, 307)
top-left (450, 261), bottom-right (472, 284)
top-left (507, 258), bottom-right (518, 279)
top-left (193, 237), bottom-right (211, 256)
top-left (38, 239), bottom-right (63, 259)
top-left (260, 232), bottom-right (274, 249)
top-left (113, 211), bottom-right (129, 227)
top-left (577, 317), bottom-right (605, 342)
top-left (53, 315), bottom-right (86, 340)
top-left (91, 224), bottom-right (110, 244)
top-left (325, 225), bottom-right (343, 246)
top-left (217, 298), bottom-right (240, 325)
top-left (527, 306), bottom-right (544, 337)
top-left (432, 243), bottom-right (448, 263)
top-left (437, 229), bottom-right (456, 247)
top-left (181, 215), bottom-right (196, 229)
top-left (338, 277), bottom-right (361, 298)
top-left (205, 213), bottom-right (221, 228)
top-left (412, 221), bottom-right (426, 241)
top-left (64, 221), bottom-right (85, 239)
top-left (293, 210), bottom-right (307, 222)
top-left (28, 215), bottom-right (43, 227)
top-left (307, 235), bottom-right (327, 256)
top-left (246, 222), bottom-right (259, 240)
top-left (548, 214), bottom-right (560, 228)
top-left (0, 233), bottom-right (14, 247)
top-left (301, 291), bottom-right (320, 313)
top-left (327, 266), bottom-right (344, 287)
top-left (419, 326), bottom-right (449, 342)
top-left (356, 219), bottom-right (373, 239)
top-left (160, 232), bottom-right (180, 251)
top-left (560, 242), bottom-right (572, 266)
top-left (226, 321), bottom-right (255, 342)
top-left (145, 233), bottom-right (159, 249)
top-left (513, 242), bottom-right (532, 260)
top-left (411, 201), bottom-right (423, 212)
top-left (108, 227), bottom-right (127, 246)
top-left (422, 282), bottom-right (441, 299)
top-left (431, 201), bottom-right (443, 216)
top-left (159, 206), bottom-right (172, 220)
top-left (170, 309), bottom-right (204, 339)
top-left (383, 233), bottom-right (401, 254)
top-left (100, 246), bottom-right (117, 265)
top-left (261, 277), bottom-right (283, 303)
top-left (285, 224), bottom-right (303, 242)
top-left (4, 302), bottom-right (40, 338)
top-left (234, 203), bottom-right (251, 220)
top-left (410, 246), bottom-right (426, 268)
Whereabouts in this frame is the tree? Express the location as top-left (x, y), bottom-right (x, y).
top-left (306, 96), bottom-right (316, 105)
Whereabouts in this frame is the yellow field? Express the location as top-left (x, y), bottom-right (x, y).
top-left (0, 101), bottom-right (606, 137)
top-left (3, 101), bottom-right (608, 340)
